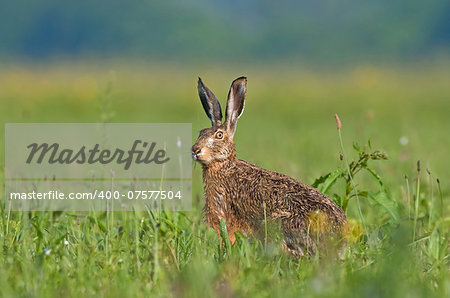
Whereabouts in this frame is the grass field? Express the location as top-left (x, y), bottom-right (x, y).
top-left (0, 61), bottom-right (449, 297)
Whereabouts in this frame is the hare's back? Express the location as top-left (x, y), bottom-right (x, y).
top-left (232, 159), bottom-right (346, 225)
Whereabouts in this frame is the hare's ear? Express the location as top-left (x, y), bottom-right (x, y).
top-left (198, 77), bottom-right (222, 127)
top-left (225, 77), bottom-right (247, 137)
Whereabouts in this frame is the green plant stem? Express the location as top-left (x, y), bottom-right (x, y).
top-left (405, 175), bottom-right (411, 220)
top-left (263, 201), bottom-right (268, 249)
top-left (337, 129), bottom-right (367, 233)
top-left (427, 170), bottom-right (433, 228)
top-left (134, 209), bottom-right (141, 272)
top-left (437, 179), bottom-right (443, 219)
top-left (413, 163), bottom-right (421, 241)
top-left (6, 199), bottom-right (11, 236)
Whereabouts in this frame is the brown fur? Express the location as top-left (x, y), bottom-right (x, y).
top-left (192, 77), bottom-right (347, 256)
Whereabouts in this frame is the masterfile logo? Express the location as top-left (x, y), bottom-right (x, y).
top-left (26, 140), bottom-right (170, 170)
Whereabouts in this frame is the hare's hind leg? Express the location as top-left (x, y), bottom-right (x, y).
top-left (282, 231), bottom-right (316, 257)
top-left (282, 237), bottom-right (305, 257)
top-left (281, 220), bottom-right (317, 257)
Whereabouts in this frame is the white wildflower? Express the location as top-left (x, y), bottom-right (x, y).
top-left (399, 136), bottom-right (408, 146)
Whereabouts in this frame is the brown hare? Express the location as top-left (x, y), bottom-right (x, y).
top-left (192, 77), bottom-right (347, 257)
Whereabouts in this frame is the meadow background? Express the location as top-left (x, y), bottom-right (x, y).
top-left (0, 1), bottom-right (449, 297)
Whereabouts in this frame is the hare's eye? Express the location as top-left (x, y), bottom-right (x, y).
top-left (215, 131), bottom-right (224, 139)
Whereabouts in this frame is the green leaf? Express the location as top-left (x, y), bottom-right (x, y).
top-left (89, 215), bottom-right (107, 233)
top-left (312, 172), bottom-right (331, 188)
top-left (220, 218), bottom-right (232, 254)
top-left (317, 169), bottom-right (344, 194)
top-left (365, 167), bottom-right (384, 187)
top-left (97, 220), bottom-right (108, 233)
top-left (353, 142), bottom-right (361, 152)
top-left (356, 190), bottom-right (369, 198)
top-left (332, 193), bottom-right (342, 207)
top-left (428, 228), bottom-right (441, 261)
top-left (368, 190), bottom-right (399, 223)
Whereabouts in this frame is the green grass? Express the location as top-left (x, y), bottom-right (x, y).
top-left (0, 61), bottom-right (449, 297)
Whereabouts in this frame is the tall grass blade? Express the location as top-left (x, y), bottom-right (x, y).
top-left (405, 175), bottom-right (411, 220)
top-left (413, 160), bottom-right (421, 242)
top-left (219, 219), bottom-right (232, 257)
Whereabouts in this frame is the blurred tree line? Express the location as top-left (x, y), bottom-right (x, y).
top-left (0, 0), bottom-right (448, 62)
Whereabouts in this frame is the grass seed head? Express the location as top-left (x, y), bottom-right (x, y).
top-left (334, 114), bottom-right (342, 130)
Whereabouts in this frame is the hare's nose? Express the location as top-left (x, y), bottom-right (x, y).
top-left (191, 146), bottom-right (201, 160)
